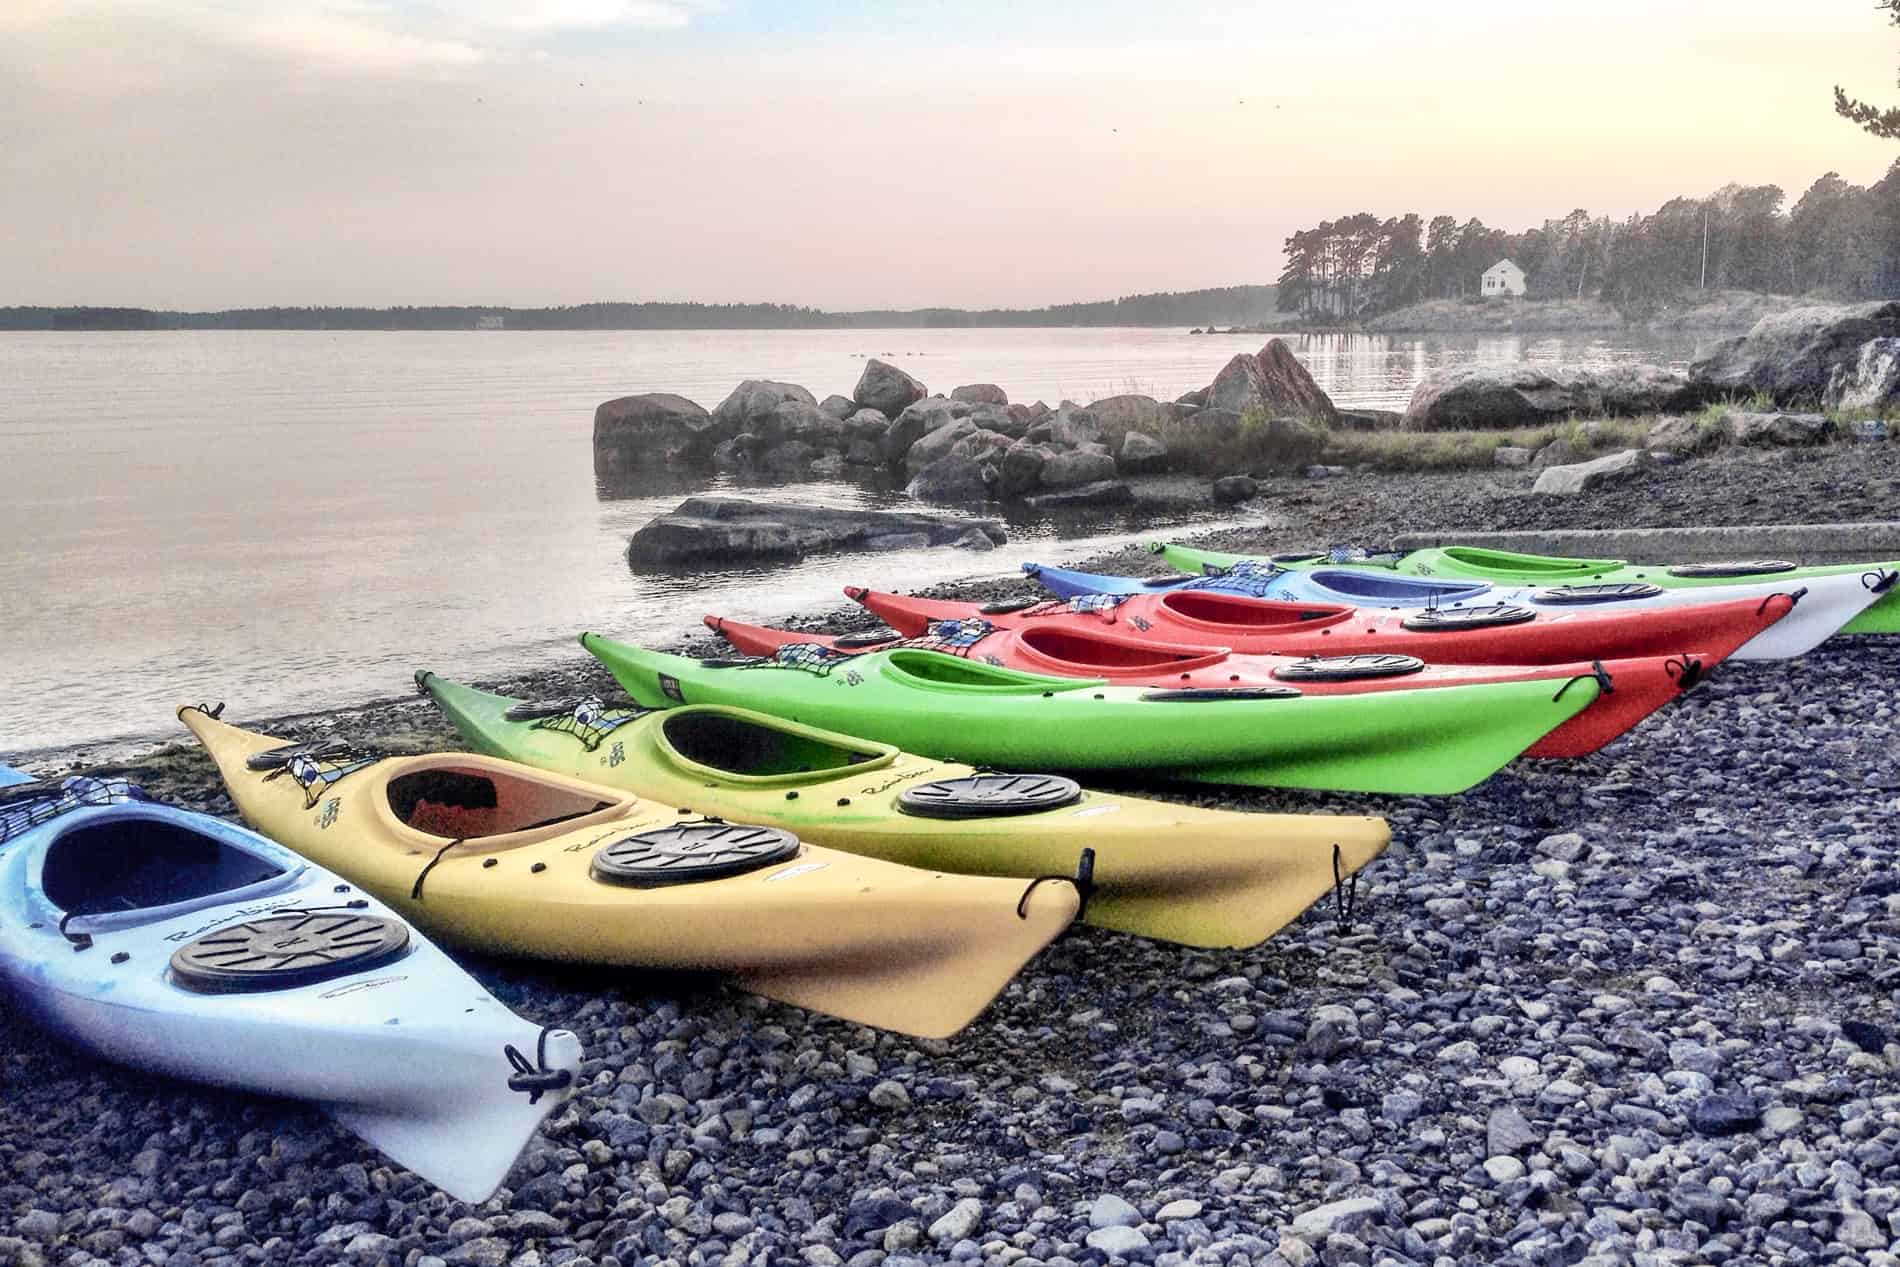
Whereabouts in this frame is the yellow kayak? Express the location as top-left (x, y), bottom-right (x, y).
top-left (415, 671), bottom-right (1391, 950)
top-left (179, 705), bottom-right (1080, 1039)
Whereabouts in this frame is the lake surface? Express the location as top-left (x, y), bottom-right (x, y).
top-left (0, 326), bottom-right (1718, 756)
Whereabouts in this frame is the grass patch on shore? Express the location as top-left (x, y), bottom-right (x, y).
top-left (1320, 417), bottom-right (1650, 472)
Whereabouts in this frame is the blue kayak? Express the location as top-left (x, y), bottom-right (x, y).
top-left (1023, 560), bottom-right (1498, 606)
top-left (0, 763), bottom-right (580, 1200)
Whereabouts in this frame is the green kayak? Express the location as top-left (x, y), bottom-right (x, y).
top-left (579, 632), bottom-right (1602, 796)
top-left (1148, 541), bottom-right (1900, 635)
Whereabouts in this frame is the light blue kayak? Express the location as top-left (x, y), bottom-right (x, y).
top-left (0, 763), bottom-right (580, 1201)
top-left (1024, 560), bottom-right (1499, 605)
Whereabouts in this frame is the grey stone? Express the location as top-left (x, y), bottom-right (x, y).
top-left (1119, 430), bottom-right (1169, 472)
top-left (855, 358), bottom-right (927, 416)
top-left (1532, 448), bottom-right (1650, 496)
top-left (1289, 1196), bottom-right (1383, 1240)
top-left (593, 392), bottom-right (718, 473)
top-left (906, 455), bottom-right (991, 504)
top-left (627, 495), bottom-right (1003, 565)
top-left (1156, 1199), bottom-right (1202, 1222)
top-left (713, 379), bottom-right (817, 431)
top-left (1487, 1106), bottom-right (1539, 1156)
top-left (818, 393), bottom-right (857, 419)
top-left (1089, 1194), bottom-right (1142, 1228)
top-left (1024, 480), bottom-right (1134, 511)
top-left (1303, 1004), bottom-right (1360, 1058)
top-left (1729, 410), bottom-right (1833, 447)
top-left (868, 1080), bottom-right (911, 1110)
top-left (1087, 394), bottom-right (1170, 433)
top-left (1688, 1093), bottom-right (1761, 1136)
top-left (1211, 474), bottom-right (1258, 504)
top-left (1039, 448), bottom-right (1118, 489)
top-left (1494, 445), bottom-right (1532, 468)
top-left (1483, 1156), bottom-right (1527, 1184)
top-left (950, 382), bottom-right (1009, 406)
top-left (1693, 300), bottom-right (1900, 404)
top-left (1084, 1226), bottom-right (1149, 1256)
top-left (998, 439), bottom-right (1053, 496)
top-left (1402, 362), bottom-right (1705, 430)
top-left (905, 417), bottom-right (979, 474)
top-left (1647, 413), bottom-right (1725, 454)
top-left (1203, 338), bottom-right (1338, 423)
top-left (928, 1199), bottom-right (982, 1244)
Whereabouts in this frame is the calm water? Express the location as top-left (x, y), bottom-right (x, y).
top-left (0, 326), bottom-right (1713, 755)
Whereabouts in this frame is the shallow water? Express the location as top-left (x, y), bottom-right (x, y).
top-left (0, 326), bottom-right (1714, 755)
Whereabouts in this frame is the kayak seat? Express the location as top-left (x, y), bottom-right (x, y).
top-left (1160, 592), bottom-right (1348, 627)
top-left (42, 820), bottom-right (285, 917)
top-left (662, 711), bottom-right (880, 777)
top-left (387, 766), bottom-right (611, 842)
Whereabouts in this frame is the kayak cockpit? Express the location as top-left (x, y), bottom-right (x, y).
top-left (1013, 626), bottom-right (1229, 673)
top-left (883, 649), bottom-right (1100, 694)
top-left (1159, 592), bottom-right (1352, 630)
top-left (43, 817), bottom-right (286, 918)
top-left (384, 762), bottom-right (623, 847)
top-left (1438, 546), bottom-right (1620, 575)
top-left (659, 709), bottom-right (890, 781)
top-left (1305, 569), bottom-right (1490, 602)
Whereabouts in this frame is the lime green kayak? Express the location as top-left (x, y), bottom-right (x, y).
top-left (1148, 541), bottom-right (1900, 636)
top-left (579, 632), bottom-right (1601, 796)
top-left (413, 671), bottom-right (1391, 950)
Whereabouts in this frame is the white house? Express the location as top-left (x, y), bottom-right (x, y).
top-left (1481, 259), bottom-right (1526, 297)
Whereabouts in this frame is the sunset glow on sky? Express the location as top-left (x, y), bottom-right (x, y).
top-left (4, 0), bottom-right (1898, 308)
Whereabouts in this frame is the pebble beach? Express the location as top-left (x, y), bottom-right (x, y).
top-left (4, 445), bottom-right (1899, 1267)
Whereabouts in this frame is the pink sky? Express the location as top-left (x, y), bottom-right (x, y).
top-left (3, 0), bottom-right (1897, 309)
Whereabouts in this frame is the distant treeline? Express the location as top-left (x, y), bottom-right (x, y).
top-left (0, 286), bottom-right (1280, 332)
top-left (1278, 161), bottom-right (1900, 321)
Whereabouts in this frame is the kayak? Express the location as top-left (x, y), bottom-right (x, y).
top-left (704, 613), bottom-right (1726, 759)
top-left (1147, 539), bottom-right (1900, 636)
top-left (843, 583), bottom-right (1797, 667)
top-left (581, 631), bottom-right (1605, 795)
top-left (1024, 558), bottom-right (1868, 660)
top-left (416, 671), bottom-right (1390, 950)
top-left (0, 763), bottom-right (580, 1202)
top-left (179, 706), bottom-right (1078, 1039)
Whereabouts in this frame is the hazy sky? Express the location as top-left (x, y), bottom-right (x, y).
top-left (4, 0), bottom-right (1898, 309)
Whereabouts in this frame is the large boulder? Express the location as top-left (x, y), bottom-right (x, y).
top-left (1401, 364), bottom-right (1703, 431)
top-left (998, 439), bottom-right (1054, 496)
top-left (1729, 411), bottom-right (1833, 447)
top-left (882, 396), bottom-right (973, 464)
top-left (950, 383), bottom-right (1009, 406)
top-left (770, 399), bottom-right (847, 447)
top-left (712, 380), bottom-right (816, 433)
top-left (818, 394), bottom-right (857, 419)
top-left (905, 455), bottom-right (991, 504)
top-left (1119, 430), bottom-right (1169, 472)
top-left (627, 496), bottom-right (1005, 565)
top-left (1211, 474), bottom-right (1259, 503)
top-left (949, 428), bottom-right (1013, 468)
top-left (1087, 394), bottom-right (1170, 434)
top-left (1692, 301), bottom-right (1900, 405)
top-left (1203, 339), bottom-right (1338, 424)
top-left (1532, 448), bottom-right (1651, 496)
top-left (593, 392), bottom-right (718, 472)
top-left (1823, 336), bottom-right (1900, 412)
top-left (904, 418), bottom-right (979, 474)
top-left (1026, 404), bottom-right (1104, 449)
top-left (971, 404), bottom-right (1028, 440)
top-left (1039, 448), bottom-right (1119, 489)
top-left (1647, 414), bottom-right (1726, 455)
top-left (1025, 481), bottom-right (1135, 511)
top-left (855, 358), bottom-right (928, 417)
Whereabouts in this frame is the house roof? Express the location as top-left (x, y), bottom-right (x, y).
top-left (1484, 259), bottom-right (1522, 274)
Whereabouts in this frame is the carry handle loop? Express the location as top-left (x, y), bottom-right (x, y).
top-left (505, 1026), bottom-right (574, 1104)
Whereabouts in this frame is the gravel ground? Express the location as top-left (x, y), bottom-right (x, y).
top-left (4, 449), bottom-right (1899, 1267)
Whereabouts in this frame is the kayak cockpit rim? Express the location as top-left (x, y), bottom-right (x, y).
top-left (28, 804), bottom-right (307, 935)
top-left (1303, 569), bottom-right (1493, 603)
top-left (879, 648), bottom-right (1105, 694)
top-left (653, 705), bottom-right (899, 787)
top-left (370, 754), bottom-right (642, 854)
top-left (1156, 591), bottom-right (1356, 633)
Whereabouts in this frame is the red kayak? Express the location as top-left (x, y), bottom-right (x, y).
top-left (702, 613), bottom-right (1734, 760)
top-left (845, 584), bottom-right (1798, 667)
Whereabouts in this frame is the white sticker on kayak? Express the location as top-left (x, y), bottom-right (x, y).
top-left (764, 862), bottom-right (828, 882)
top-left (1071, 805), bottom-right (1121, 818)
top-left (318, 976), bottom-right (408, 1000)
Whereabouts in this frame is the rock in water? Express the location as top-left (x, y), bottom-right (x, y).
top-left (855, 358), bottom-right (928, 417)
top-left (712, 379), bottom-right (817, 432)
top-left (1532, 448), bottom-right (1650, 496)
top-left (626, 495), bottom-right (1004, 565)
top-left (1204, 339), bottom-right (1339, 423)
top-left (1693, 300), bottom-right (1900, 404)
top-left (1024, 481), bottom-right (1134, 510)
top-left (906, 455), bottom-right (992, 504)
top-left (593, 393), bottom-right (717, 473)
top-left (1087, 394), bottom-right (1170, 434)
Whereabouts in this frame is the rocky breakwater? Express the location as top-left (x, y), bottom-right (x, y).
top-left (625, 495), bottom-right (1005, 567)
top-left (594, 339), bottom-right (1343, 509)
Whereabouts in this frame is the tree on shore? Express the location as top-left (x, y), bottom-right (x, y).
top-left (1837, 0), bottom-right (1900, 138)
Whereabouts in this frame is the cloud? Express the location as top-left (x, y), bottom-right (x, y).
top-left (470, 0), bottom-right (711, 32)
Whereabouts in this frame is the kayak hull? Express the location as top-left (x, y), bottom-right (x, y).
top-left (0, 778), bottom-right (577, 1202)
top-left (416, 671), bottom-right (1390, 950)
top-left (1147, 543), bottom-right (1900, 650)
top-left (1036, 557), bottom-right (1868, 660)
top-left (705, 613), bottom-right (1724, 758)
top-left (582, 633), bottom-right (1601, 795)
top-left (179, 708), bottom-right (1077, 1039)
